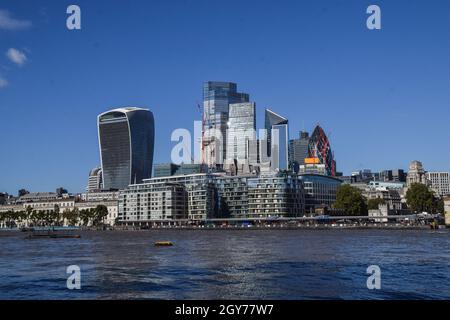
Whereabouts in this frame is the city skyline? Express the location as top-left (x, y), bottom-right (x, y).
top-left (1, 0), bottom-right (450, 194)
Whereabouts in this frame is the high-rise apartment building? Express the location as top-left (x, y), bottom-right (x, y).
top-left (98, 107), bottom-right (155, 190)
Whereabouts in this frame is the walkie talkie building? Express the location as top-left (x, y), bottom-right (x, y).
top-left (98, 107), bottom-right (155, 190)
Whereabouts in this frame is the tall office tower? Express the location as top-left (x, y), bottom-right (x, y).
top-left (202, 82), bottom-right (249, 168)
top-left (98, 107), bottom-right (155, 190)
top-left (289, 131), bottom-right (310, 172)
top-left (265, 109), bottom-right (289, 171)
top-left (227, 102), bottom-right (256, 165)
top-left (265, 109), bottom-right (288, 156)
top-left (86, 167), bottom-right (103, 192)
top-left (308, 125), bottom-right (336, 176)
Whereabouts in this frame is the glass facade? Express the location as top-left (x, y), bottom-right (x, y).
top-left (289, 131), bottom-right (310, 172)
top-left (203, 82), bottom-right (249, 167)
top-left (271, 124), bottom-right (289, 171)
top-left (264, 109), bottom-right (288, 157)
top-left (298, 174), bottom-right (342, 214)
top-left (226, 102), bottom-right (256, 164)
top-left (98, 107), bottom-right (154, 190)
top-left (308, 125), bottom-right (336, 176)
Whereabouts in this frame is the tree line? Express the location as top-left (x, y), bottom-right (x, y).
top-left (0, 205), bottom-right (109, 228)
top-left (333, 183), bottom-right (444, 216)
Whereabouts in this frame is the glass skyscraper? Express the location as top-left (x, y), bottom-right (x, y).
top-left (202, 82), bottom-right (249, 168)
top-left (227, 102), bottom-right (256, 164)
top-left (98, 107), bottom-right (155, 190)
top-left (308, 125), bottom-right (336, 176)
top-left (289, 131), bottom-right (310, 172)
top-left (265, 109), bottom-right (289, 171)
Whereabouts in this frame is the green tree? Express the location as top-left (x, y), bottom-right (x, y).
top-left (406, 183), bottom-right (435, 213)
top-left (334, 184), bottom-right (368, 215)
top-left (92, 205), bottom-right (108, 226)
top-left (63, 208), bottom-right (79, 226)
top-left (432, 197), bottom-right (444, 214)
top-left (367, 198), bottom-right (385, 210)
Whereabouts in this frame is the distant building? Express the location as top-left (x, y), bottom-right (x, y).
top-left (298, 161), bottom-right (326, 175)
top-left (425, 172), bottom-right (450, 197)
top-left (406, 160), bottom-right (428, 186)
top-left (378, 169), bottom-right (406, 182)
top-left (98, 107), bottom-right (155, 190)
top-left (81, 190), bottom-right (119, 202)
top-left (0, 193), bottom-right (8, 205)
top-left (351, 169), bottom-right (374, 183)
top-left (153, 163), bottom-right (207, 178)
top-left (154, 163), bottom-right (180, 178)
top-left (363, 188), bottom-right (403, 211)
top-left (18, 189), bottom-right (29, 197)
top-left (368, 181), bottom-right (405, 190)
top-left (56, 187), bottom-right (68, 196)
top-left (18, 192), bottom-right (61, 203)
top-left (22, 198), bottom-right (76, 213)
top-left (289, 131), bottom-right (310, 172)
top-left (87, 167), bottom-right (103, 192)
top-left (176, 163), bottom-right (207, 176)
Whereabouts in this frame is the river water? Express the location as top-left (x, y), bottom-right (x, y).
top-left (0, 229), bottom-right (449, 299)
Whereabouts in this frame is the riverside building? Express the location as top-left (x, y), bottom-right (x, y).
top-left (118, 172), bottom-right (309, 224)
top-left (247, 173), bottom-right (304, 218)
top-left (298, 174), bottom-right (342, 215)
top-left (119, 173), bottom-right (219, 223)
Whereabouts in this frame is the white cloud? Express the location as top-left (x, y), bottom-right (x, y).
top-left (6, 48), bottom-right (27, 66)
top-left (0, 9), bottom-right (31, 30)
top-left (0, 76), bottom-right (8, 88)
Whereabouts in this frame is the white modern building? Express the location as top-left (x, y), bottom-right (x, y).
top-left (425, 172), bottom-right (450, 197)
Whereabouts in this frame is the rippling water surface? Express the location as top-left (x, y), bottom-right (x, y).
top-left (0, 229), bottom-right (449, 299)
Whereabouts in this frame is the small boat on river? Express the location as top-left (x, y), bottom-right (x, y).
top-left (24, 227), bottom-right (81, 239)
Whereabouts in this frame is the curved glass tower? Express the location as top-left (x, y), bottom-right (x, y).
top-left (98, 107), bottom-right (155, 190)
top-left (308, 125), bottom-right (336, 176)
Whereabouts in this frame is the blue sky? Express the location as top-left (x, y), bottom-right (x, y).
top-left (0, 0), bottom-right (449, 195)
